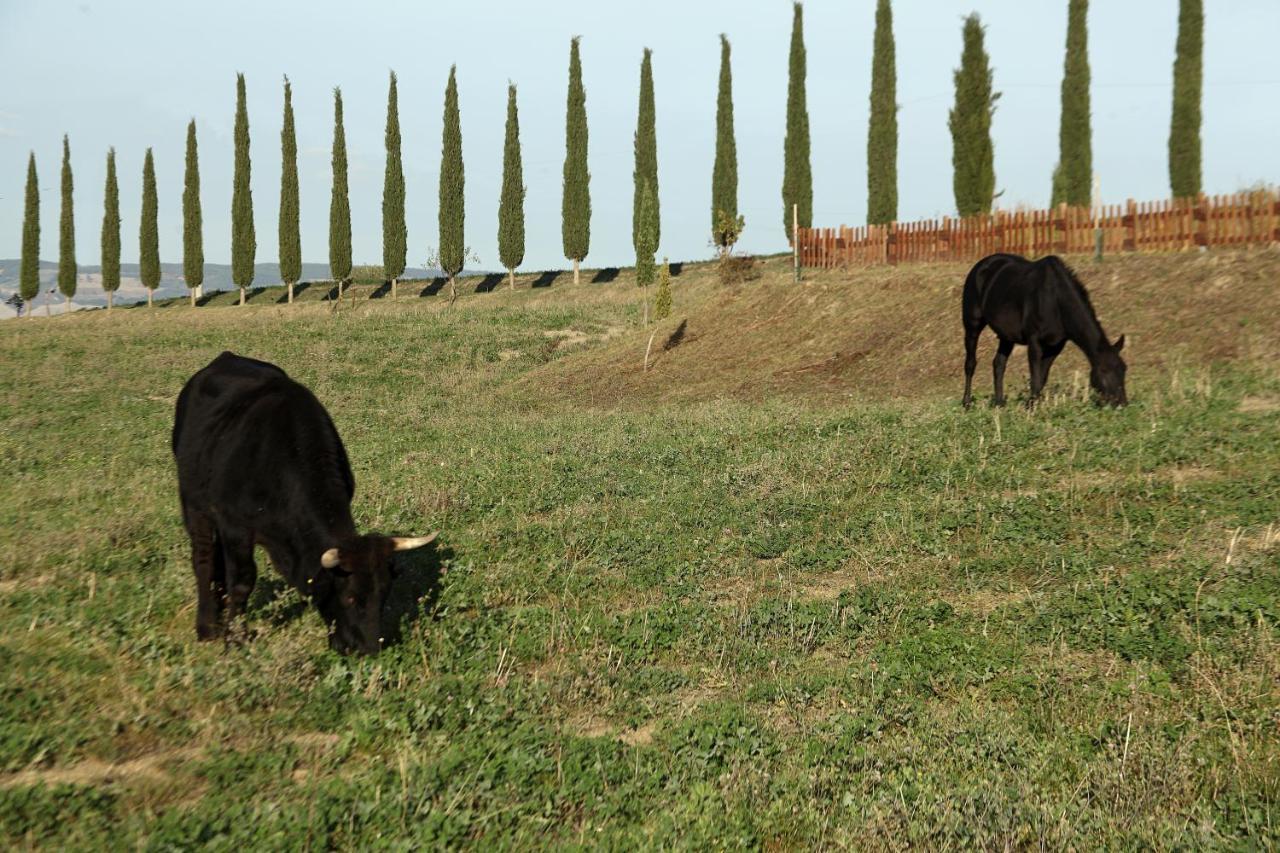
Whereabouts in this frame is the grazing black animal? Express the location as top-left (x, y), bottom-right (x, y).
top-left (172, 352), bottom-right (436, 654)
top-left (962, 253), bottom-right (1127, 408)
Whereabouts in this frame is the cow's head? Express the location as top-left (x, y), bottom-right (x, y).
top-left (1090, 335), bottom-right (1128, 407)
top-left (319, 533), bottom-right (437, 655)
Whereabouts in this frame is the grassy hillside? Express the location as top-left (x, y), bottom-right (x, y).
top-left (1, 249), bottom-right (1278, 847)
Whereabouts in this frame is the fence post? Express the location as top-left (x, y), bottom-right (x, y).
top-left (1272, 192), bottom-right (1280, 245)
top-left (1194, 193), bottom-right (1209, 250)
top-left (1053, 203), bottom-right (1068, 255)
top-left (886, 222), bottom-right (897, 265)
top-left (1122, 199), bottom-right (1137, 252)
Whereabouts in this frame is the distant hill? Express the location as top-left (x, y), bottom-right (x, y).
top-left (0, 260), bottom-right (448, 317)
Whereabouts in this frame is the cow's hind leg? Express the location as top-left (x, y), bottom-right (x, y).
top-left (187, 512), bottom-right (225, 640)
top-left (991, 337), bottom-right (1015, 407)
top-left (220, 529), bottom-right (259, 634)
top-left (962, 322), bottom-right (984, 408)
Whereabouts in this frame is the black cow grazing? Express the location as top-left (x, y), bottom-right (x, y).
top-left (172, 352), bottom-right (436, 654)
top-left (961, 253), bottom-right (1127, 408)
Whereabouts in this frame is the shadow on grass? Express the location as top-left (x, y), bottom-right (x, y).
top-left (275, 282), bottom-right (313, 304)
top-left (591, 267), bottom-right (620, 284)
top-left (242, 286), bottom-right (271, 304)
top-left (664, 318), bottom-right (689, 351)
top-left (669, 262), bottom-right (684, 277)
top-left (474, 273), bottom-right (504, 293)
top-left (196, 290), bottom-right (227, 307)
top-left (531, 270), bottom-right (561, 289)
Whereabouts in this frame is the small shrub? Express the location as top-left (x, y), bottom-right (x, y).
top-left (654, 262), bottom-right (672, 320)
top-left (718, 253), bottom-right (757, 286)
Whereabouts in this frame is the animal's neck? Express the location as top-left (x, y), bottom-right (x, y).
top-left (270, 508), bottom-right (358, 590)
top-left (1063, 289), bottom-right (1108, 359)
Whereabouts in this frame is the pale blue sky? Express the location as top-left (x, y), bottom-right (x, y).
top-left (1, 0), bottom-right (1277, 273)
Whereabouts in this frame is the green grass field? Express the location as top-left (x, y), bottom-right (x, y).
top-left (1, 253), bottom-right (1278, 848)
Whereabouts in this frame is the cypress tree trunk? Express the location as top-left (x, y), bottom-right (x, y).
top-left (58, 135), bottom-right (76, 311)
top-left (383, 71), bottom-right (407, 300)
top-left (562, 37), bottom-right (591, 285)
top-left (1053, 0), bottom-right (1092, 207)
top-left (712, 34), bottom-right (738, 250)
top-left (1168, 0), bottom-right (1203, 199)
top-left (20, 153), bottom-right (39, 317)
top-left (330, 87), bottom-right (352, 302)
top-left (867, 0), bottom-right (898, 225)
top-left (439, 66), bottom-right (465, 301)
top-left (782, 3), bottom-right (812, 240)
top-left (101, 149), bottom-right (120, 312)
top-left (498, 83), bottom-right (526, 292)
top-left (633, 49), bottom-right (659, 254)
top-left (279, 76), bottom-right (301, 304)
top-left (231, 73), bottom-right (256, 305)
top-left (949, 14), bottom-right (998, 218)
top-left (183, 120), bottom-right (204, 308)
top-left (140, 149), bottom-right (160, 308)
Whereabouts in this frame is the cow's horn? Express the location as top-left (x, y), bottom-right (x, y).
top-left (320, 548), bottom-right (342, 569)
top-left (391, 533), bottom-right (438, 551)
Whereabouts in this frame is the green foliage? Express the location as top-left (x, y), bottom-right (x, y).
top-left (782, 2), bottom-right (811, 239)
top-left (278, 77), bottom-right (301, 287)
top-left (19, 153), bottom-right (39, 303)
top-left (635, 181), bottom-right (658, 288)
top-left (949, 14), bottom-right (999, 218)
top-left (183, 120), bottom-right (204, 293)
top-left (632, 48), bottom-right (659, 253)
top-left (438, 66), bottom-right (465, 280)
top-left (383, 71), bottom-right (407, 282)
top-left (57, 136), bottom-right (75, 302)
top-left (562, 37), bottom-right (591, 265)
top-left (231, 73), bottom-right (255, 290)
top-left (654, 260), bottom-right (672, 320)
top-left (100, 149), bottom-right (120, 296)
top-left (329, 87), bottom-right (352, 284)
top-left (867, 0), bottom-right (898, 225)
top-left (1053, 0), bottom-right (1092, 207)
top-left (498, 83), bottom-right (526, 278)
top-left (712, 34), bottom-right (739, 249)
top-left (1168, 0), bottom-right (1203, 199)
top-left (139, 148), bottom-right (160, 294)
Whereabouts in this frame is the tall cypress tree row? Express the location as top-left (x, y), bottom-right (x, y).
top-left (782, 2), bottom-right (811, 240)
top-left (498, 83), bottom-right (526, 291)
top-left (867, 0), bottom-right (898, 225)
top-left (438, 66), bottom-right (465, 301)
top-left (562, 37), bottom-right (591, 285)
top-left (140, 148), bottom-right (160, 308)
top-left (19, 153), bottom-right (40, 316)
top-left (183, 120), bottom-right (204, 307)
top-left (1168, 0), bottom-right (1203, 199)
top-left (949, 14), bottom-right (998, 218)
top-left (101, 149), bottom-right (120, 311)
top-left (1052, 0), bottom-right (1092, 207)
top-left (279, 77), bottom-right (301, 303)
top-left (58, 135), bottom-right (76, 308)
top-left (231, 73), bottom-right (255, 305)
top-left (329, 87), bottom-right (352, 298)
top-left (632, 48), bottom-right (659, 253)
top-left (383, 71), bottom-right (407, 299)
top-left (712, 34), bottom-right (739, 250)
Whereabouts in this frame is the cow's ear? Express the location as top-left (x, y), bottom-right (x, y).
top-left (1113, 334), bottom-right (1125, 352)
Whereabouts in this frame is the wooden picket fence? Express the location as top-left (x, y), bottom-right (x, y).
top-left (797, 191), bottom-right (1280, 269)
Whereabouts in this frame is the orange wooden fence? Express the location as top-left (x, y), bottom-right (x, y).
top-left (797, 191), bottom-right (1280, 269)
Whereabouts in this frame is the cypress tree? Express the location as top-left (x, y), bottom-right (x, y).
top-left (1053, 0), bottom-right (1092, 207)
top-left (562, 37), bottom-right (591, 285)
top-left (635, 181), bottom-right (658, 325)
top-left (654, 257), bottom-right (671, 321)
top-left (498, 83), bottom-right (526, 291)
top-left (712, 34), bottom-right (739, 250)
top-left (101, 149), bottom-right (120, 311)
top-left (19, 153), bottom-right (39, 316)
top-left (140, 148), bottom-right (160, 308)
top-left (1168, 0), bottom-right (1203, 199)
top-left (231, 73), bottom-right (255, 305)
top-left (867, 0), bottom-right (898, 225)
top-left (279, 76), bottom-right (301, 303)
top-left (58, 135), bottom-right (76, 309)
top-left (330, 87), bottom-right (352, 298)
top-left (949, 14), bottom-right (999, 218)
top-left (782, 3), bottom-right (812, 240)
top-left (438, 65), bottom-right (465, 301)
top-left (383, 71), bottom-right (407, 299)
top-left (183, 120), bottom-right (204, 307)
top-left (633, 48), bottom-right (659, 254)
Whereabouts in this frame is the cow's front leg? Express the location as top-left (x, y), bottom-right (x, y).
top-left (221, 530), bottom-right (258, 633)
top-left (188, 514), bottom-right (225, 640)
